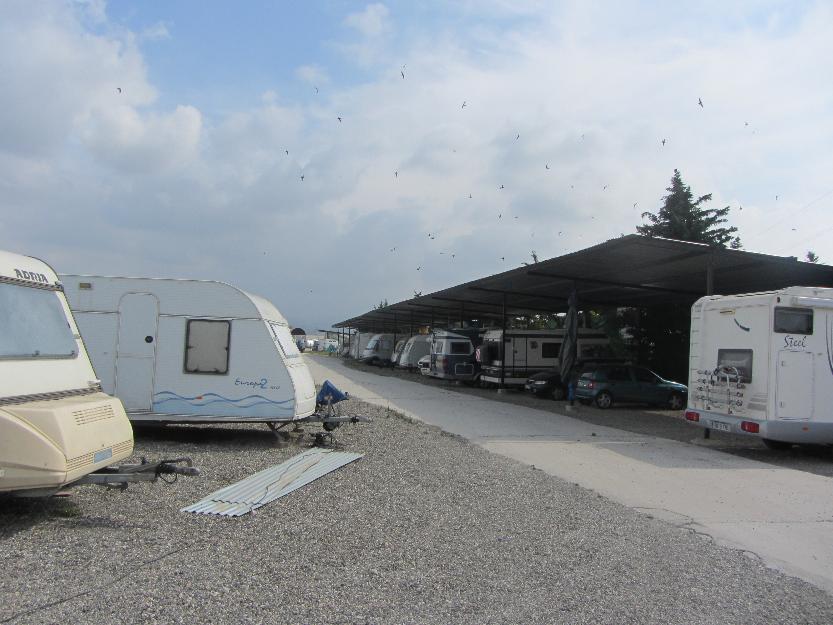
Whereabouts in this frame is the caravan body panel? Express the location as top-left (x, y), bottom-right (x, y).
top-left (61, 275), bottom-right (315, 423)
top-left (687, 286), bottom-right (833, 444)
top-left (480, 328), bottom-right (611, 386)
top-left (398, 335), bottom-right (432, 369)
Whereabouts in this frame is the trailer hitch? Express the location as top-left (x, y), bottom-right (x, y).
top-left (74, 457), bottom-right (200, 488)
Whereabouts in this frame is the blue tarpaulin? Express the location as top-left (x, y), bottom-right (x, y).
top-left (316, 380), bottom-right (350, 405)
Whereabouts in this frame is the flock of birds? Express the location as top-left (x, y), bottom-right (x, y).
top-left (114, 74), bottom-right (801, 276)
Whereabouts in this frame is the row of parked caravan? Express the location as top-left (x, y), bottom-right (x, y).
top-left (343, 326), bottom-right (616, 388)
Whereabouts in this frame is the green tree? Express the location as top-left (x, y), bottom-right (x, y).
top-left (637, 169), bottom-right (741, 249)
top-left (806, 251), bottom-right (819, 263)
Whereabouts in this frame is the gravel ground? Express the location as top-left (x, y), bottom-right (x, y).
top-left (2, 399), bottom-right (833, 625)
top-left (336, 356), bottom-right (833, 478)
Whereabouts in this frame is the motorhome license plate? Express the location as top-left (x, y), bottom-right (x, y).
top-left (709, 420), bottom-right (731, 432)
top-left (94, 448), bottom-right (113, 463)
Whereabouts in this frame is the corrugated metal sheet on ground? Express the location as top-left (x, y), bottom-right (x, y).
top-left (181, 448), bottom-right (363, 517)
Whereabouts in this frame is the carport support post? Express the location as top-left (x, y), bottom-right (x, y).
top-left (393, 313), bottom-right (397, 362)
top-left (498, 292), bottom-right (507, 393)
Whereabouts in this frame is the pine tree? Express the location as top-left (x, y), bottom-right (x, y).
top-left (637, 170), bottom-right (741, 248)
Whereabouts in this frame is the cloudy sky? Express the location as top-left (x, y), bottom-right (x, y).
top-left (2, 1), bottom-right (832, 331)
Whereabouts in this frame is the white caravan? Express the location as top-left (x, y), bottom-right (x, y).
top-left (359, 333), bottom-right (396, 365)
top-left (686, 287), bottom-right (833, 447)
top-left (479, 328), bottom-right (611, 386)
top-left (390, 338), bottom-right (407, 366)
top-left (60, 275), bottom-right (316, 425)
top-left (347, 332), bottom-right (372, 359)
top-left (397, 335), bottom-right (432, 370)
top-left (0, 252), bottom-right (135, 495)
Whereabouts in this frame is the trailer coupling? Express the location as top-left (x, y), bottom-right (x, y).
top-left (74, 457), bottom-right (200, 489)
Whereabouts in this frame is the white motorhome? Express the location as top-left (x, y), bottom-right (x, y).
top-left (479, 328), bottom-right (611, 386)
top-left (60, 275), bottom-right (316, 425)
top-left (686, 287), bottom-right (833, 448)
top-left (359, 333), bottom-right (396, 365)
top-left (397, 334), bottom-right (432, 370)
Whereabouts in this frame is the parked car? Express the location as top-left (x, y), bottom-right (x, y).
top-left (574, 364), bottom-right (687, 409)
top-left (417, 354), bottom-right (431, 376)
top-left (524, 360), bottom-right (626, 400)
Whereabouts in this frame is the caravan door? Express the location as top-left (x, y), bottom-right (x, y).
top-left (775, 351), bottom-right (814, 420)
top-left (115, 293), bottom-right (159, 412)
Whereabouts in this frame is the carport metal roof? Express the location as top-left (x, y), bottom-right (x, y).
top-left (333, 235), bottom-right (833, 333)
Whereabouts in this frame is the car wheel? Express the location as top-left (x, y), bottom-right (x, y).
top-left (668, 392), bottom-right (685, 411)
top-left (551, 385), bottom-right (566, 401)
top-left (762, 438), bottom-right (793, 451)
top-left (595, 390), bottom-right (613, 409)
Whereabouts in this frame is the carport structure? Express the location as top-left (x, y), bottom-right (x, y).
top-left (333, 235), bottom-right (833, 334)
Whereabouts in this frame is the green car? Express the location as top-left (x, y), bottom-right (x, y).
top-left (574, 364), bottom-right (687, 410)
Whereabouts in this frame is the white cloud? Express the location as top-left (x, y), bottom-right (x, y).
top-left (140, 21), bottom-right (171, 41)
top-left (344, 3), bottom-right (390, 38)
top-left (295, 64), bottom-right (330, 88)
top-left (1, 1), bottom-right (833, 330)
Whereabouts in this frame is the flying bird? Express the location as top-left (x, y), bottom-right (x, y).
top-left (633, 202), bottom-right (638, 209)
top-left (395, 171), bottom-right (398, 177)
top-left (417, 266), bottom-right (422, 271)
top-left (776, 195), bottom-right (779, 201)
top-left (500, 184), bottom-right (504, 189)
top-left (469, 193), bottom-right (472, 199)
top-left (461, 101), bottom-right (467, 109)
top-left (300, 174), bottom-right (305, 181)
top-left (661, 139), bottom-right (666, 146)
top-left (603, 185), bottom-right (608, 190)
top-left (315, 86), bottom-right (319, 94)
top-left (698, 98), bottom-right (704, 108)
top-left (744, 121), bottom-right (749, 127)
top-left (545, 164), bottom-right (550, 170)
top-left (498, 213), bottom-right (502, 219)
top-left (501, 256), bottom-right (505, 261)
top-left (515, 133), bottom-right (520, 140)
top-left (337, 116), bottom-right (342, 122)
top-left (451, 254), bottom-right (456, 259)
top-left (285, 149), bottom-right (289, 155)
top-left (116, 87), bottom-right (122, 93)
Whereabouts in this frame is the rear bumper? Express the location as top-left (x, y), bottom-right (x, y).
top-left (686, 408), bottom-right (833, 444)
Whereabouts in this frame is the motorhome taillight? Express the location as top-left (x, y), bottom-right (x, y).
top-left (685, 410), bottom-right (700, 422)
top-left (587, 381), bottom-right (595, 390)
top-left (740, 421), bottom-right (760, 433)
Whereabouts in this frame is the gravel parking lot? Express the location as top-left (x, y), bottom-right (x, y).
top-left (2, 397), bottom-right (833, 625)
top-left (336, 356), bottom-right (833, 478)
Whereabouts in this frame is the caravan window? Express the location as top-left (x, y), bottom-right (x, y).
top-left (717, 348), bottom-right (753, 383)
top-left (0, 282), bottom-right (77, 360)
top-left (450, 341), bottom-right (470, 355)
top-left (541, 342), bottom-right (561, 358)
top-left (774, 307), bottom-right (813, 334)
top-left (184, 319), bottom-right (230, 374)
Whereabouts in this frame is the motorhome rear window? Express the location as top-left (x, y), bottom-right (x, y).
top-left (450, 341), bottom-right (470, 355)
top-left (184, 319), bottom-right (230, 374)
top-left (774, 307), bottom-right (813, 334)
top-left (0, 283), bottom-right (77, 360)
top-left (717, 348), bottom-right (753, 383)
top-left (541, 342), bottom-right (561, 358)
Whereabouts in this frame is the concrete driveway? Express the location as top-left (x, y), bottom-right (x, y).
top-left (306, 354), bottom-right (833, 595)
